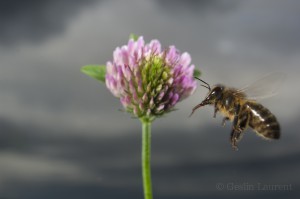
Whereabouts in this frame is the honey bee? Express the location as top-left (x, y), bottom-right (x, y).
top-left (190, 72), bottom-right (285, 151)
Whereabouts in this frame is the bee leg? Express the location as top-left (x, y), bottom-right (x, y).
top-left (230, 129), bottom-right (241, 151)
top-left (231, 107), bottom-right (250, 150)
top-left (222, 117), bottom-right (229, 126)
top-left (235, 111), bottom-right (250, 141)
top-left (230, 104), bottom-right (241, 151)
top-left (213, 104), bottom-right (219, 118)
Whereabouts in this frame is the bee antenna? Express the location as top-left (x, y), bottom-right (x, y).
top-left (200, 84), bottom-right (210, 90)
top-left (194, 77), bottom-right (211, 91)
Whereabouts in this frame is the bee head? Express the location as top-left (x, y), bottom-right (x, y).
top-left (193, 77), bottom-right (224, 105)
top-left (204, 84), bottom-right (224, 104)
top-left (189, 79), bottom-right (224, 117)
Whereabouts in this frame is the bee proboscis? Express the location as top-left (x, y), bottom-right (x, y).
top-left (190, 72), bottom-right (285, 151)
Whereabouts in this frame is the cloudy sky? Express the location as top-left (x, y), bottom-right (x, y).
top-left (0, 0), bottom-right (299, 198)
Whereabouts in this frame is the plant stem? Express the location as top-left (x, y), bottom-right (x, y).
top-left (142, 120), bottom-right (153, 199)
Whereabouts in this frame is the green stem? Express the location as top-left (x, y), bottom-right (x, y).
top-left (142, 120), bottom-right (153, 199)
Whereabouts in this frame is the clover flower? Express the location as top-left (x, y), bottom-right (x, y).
top-left (81, 35), bottom-right (200, 199)
top-left (105, 36), bottom-right (197, 119)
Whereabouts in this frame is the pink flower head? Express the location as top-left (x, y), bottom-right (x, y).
top-left (106, 36), bottom-right (197, 119)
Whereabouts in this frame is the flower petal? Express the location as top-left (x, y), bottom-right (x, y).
top-left (105, 36), bottom-right (198, 118)
top-left (180, 52), bottom-right (191, 68)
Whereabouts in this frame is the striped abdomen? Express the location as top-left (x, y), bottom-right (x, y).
top-left (246, 102), bottom-right (280, 139)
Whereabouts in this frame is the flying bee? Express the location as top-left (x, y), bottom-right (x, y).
top-left (190, 72), bottom-right (285, 151)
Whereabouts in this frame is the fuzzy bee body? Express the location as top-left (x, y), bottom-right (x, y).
top-left (246, 102), bottom-right (280, 139)
top-left (190, 73), bottom-right (284, 150)
top-left (215, 87), bottom-right (245, 121)
top-left (216, 87), bottom-right (280, 139)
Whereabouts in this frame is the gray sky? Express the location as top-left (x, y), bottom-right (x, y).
top-left (0, 0), bottom-right (299, 198)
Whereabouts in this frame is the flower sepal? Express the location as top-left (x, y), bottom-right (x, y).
top-left (81, 65), bottom-right (106, 83)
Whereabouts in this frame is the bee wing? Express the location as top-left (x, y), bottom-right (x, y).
top-left (236, 72), bottom-right (286, 100)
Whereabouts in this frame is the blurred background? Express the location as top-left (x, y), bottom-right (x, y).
top-left (0, 0), bottom-right (299, 198)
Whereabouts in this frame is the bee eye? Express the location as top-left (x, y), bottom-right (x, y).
top-left (210, 86), bottom-right (223, 99)
top-left (211, 89), bottom-right (219, 96)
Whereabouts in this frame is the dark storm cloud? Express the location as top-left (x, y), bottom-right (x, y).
top-left (233, 0), bottom-right (300, 55)
top-left (0, 115), bottom-right (299, 199)
top-left (0, 0), bottom-right (299, 198)
top-left (154, 0), bottom-right (239, 14)
top-left (0, 0), bottom-right (98, 46)
top-left (154, 0), bottom-right (300, 55)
